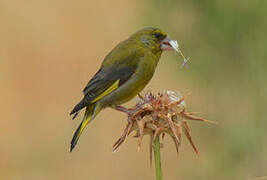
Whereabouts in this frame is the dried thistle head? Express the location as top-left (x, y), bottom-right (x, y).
top-left (113, 90), bottom-right (215, 161)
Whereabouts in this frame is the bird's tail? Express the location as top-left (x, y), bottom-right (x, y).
top-left (70, 103), bottom-right (101, 152)
top-left (70, 99), bottom-right (87, 117)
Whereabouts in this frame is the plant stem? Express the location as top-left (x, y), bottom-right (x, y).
top-left (153, 135), bottom-right (163, 180)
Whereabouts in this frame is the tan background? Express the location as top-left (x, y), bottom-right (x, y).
top-left (1, 0), bottom-right (267, 179)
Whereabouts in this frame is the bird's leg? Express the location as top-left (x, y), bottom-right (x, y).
top-left (113, 105), bottom-right (137, 124)
top-left (138, 93), bottom-right (144, 100)
top-left (114, 105), bottom-right (134, 114)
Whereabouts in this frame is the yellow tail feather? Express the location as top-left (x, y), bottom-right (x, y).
top-left (70, 103), bottom-right (101, 152)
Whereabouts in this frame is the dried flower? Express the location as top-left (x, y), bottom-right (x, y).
top-left (113, 90), bottom-right (215, 163)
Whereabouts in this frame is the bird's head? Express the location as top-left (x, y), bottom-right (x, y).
top-left (130, 27), bottom-right (176, 55)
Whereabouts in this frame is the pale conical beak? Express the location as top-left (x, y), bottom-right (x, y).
top-left (160, 37), bottom-right (179, 52)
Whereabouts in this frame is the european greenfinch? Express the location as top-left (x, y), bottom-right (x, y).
top-left (70, 27), bottom-right (177, 152)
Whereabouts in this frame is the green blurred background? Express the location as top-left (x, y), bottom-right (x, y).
top-left (1, 0), bottom-right (267, 179)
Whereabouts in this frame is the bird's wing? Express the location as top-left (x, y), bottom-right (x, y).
top-left (70, 41), bottom-right (145, 116)
top-left (70, 64), bottom-right (137, 116)
top-left (82, 66), bottom-right (136, 103)
top-left (83, 46), bottom-right (143, 104)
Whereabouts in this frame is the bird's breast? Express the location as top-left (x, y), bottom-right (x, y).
top-left (100, 55), bottom-right (159, 107)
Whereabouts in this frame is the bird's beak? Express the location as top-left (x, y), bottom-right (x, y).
top-left (160, 37), bottom-right (178, 51)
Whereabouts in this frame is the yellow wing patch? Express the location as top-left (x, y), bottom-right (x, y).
top-left (91, 79), bottom-right (120, 103)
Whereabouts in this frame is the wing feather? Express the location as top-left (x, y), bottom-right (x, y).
top-left (70, 42), bottom-right (144, 115)
top-left (82, 66), bottom-right (136, 104)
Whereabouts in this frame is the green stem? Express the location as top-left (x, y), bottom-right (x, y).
top-left (153, 135), bottom-right (163, 180)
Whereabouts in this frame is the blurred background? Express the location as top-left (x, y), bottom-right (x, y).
top-left (1, 0), bottom-right (267, 179)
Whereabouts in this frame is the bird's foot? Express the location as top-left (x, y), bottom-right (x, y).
top-left (114, 105), bottom-right (140, 124)
top-left (114, 105), bottom-right (136, 116)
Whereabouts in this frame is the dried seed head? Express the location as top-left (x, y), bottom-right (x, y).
top-left (113, 90), bottom-right (215, 160)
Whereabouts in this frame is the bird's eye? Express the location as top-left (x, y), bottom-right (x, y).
top-left (155, 33), bottom-right (163, 39)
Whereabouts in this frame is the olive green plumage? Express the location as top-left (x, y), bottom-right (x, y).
top-left (70, 27), bottom-right (170, 152)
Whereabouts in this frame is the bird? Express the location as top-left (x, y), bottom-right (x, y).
top-left (69, 27), bottom-right (176, 152)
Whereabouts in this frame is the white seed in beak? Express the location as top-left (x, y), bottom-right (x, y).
top-left (169, 40), bottom-right (190, 69)
top-left (169, 40), bottom-right (179, 53)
